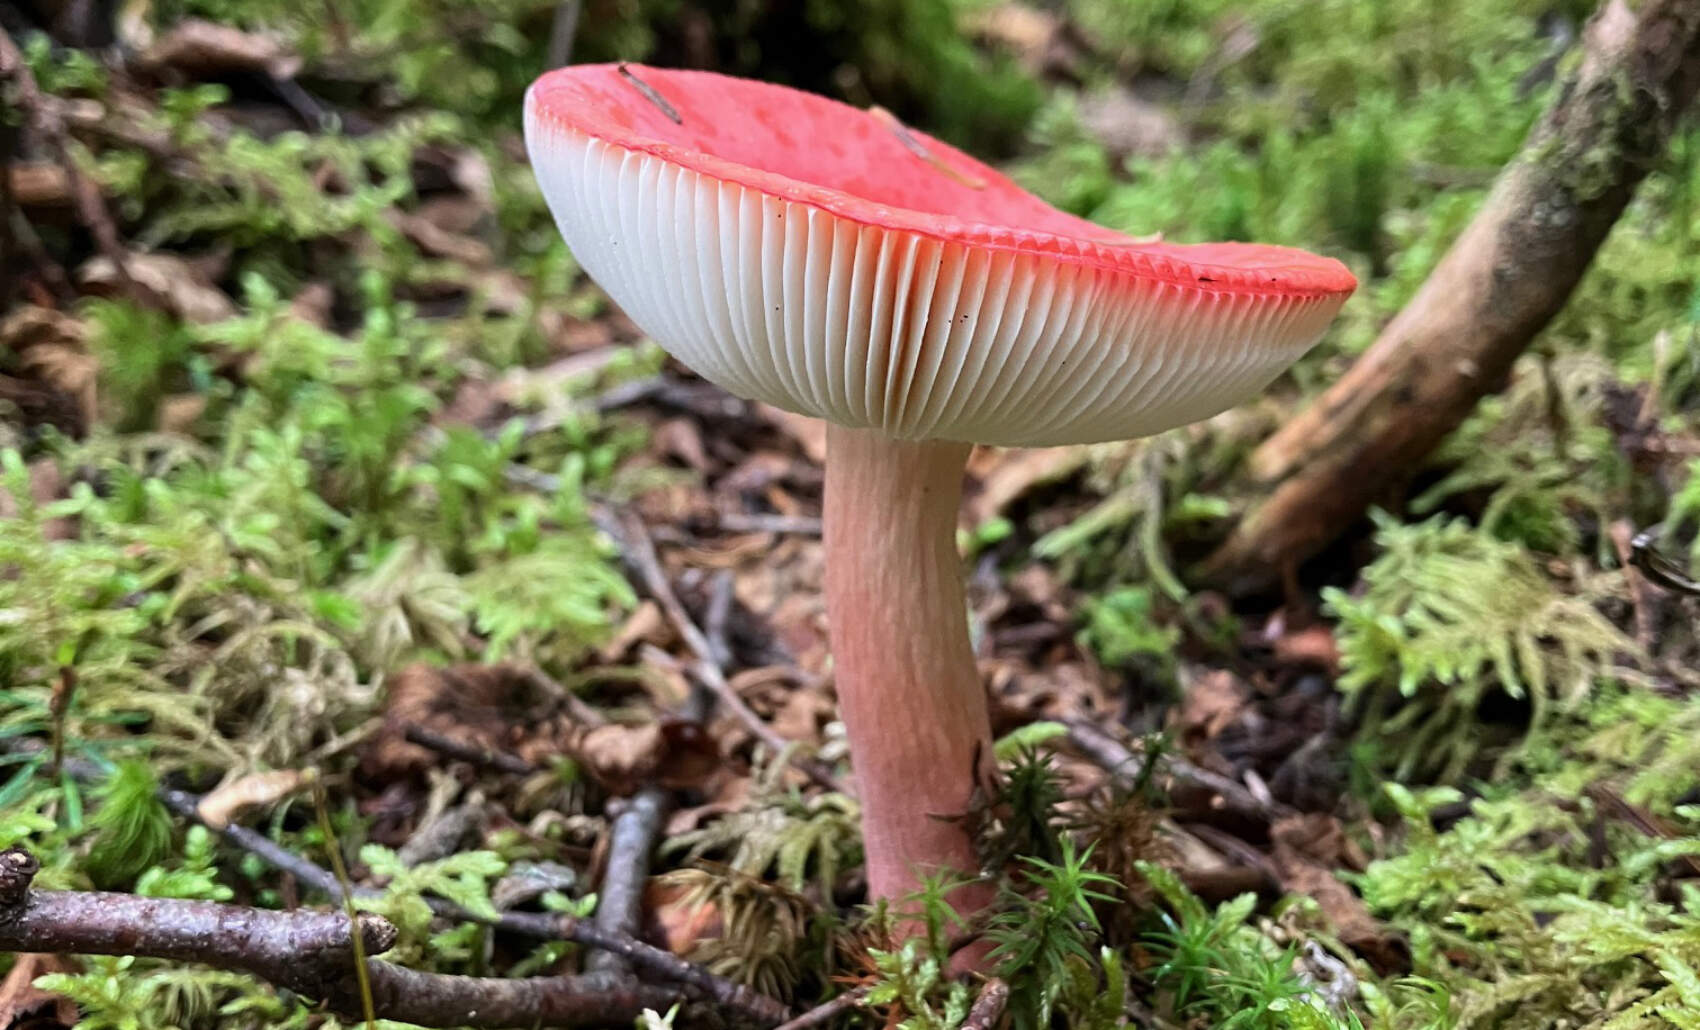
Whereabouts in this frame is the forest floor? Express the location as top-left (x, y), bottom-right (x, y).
top-left (1, 1), bottom-right (1699, 1029)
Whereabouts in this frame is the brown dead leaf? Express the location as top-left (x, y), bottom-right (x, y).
top-left (754, 670), bottom-right (835, 743)
top-left (666, 774), bottom-right (752, 836)
top-left (288, 283), bottom-right (335, 329)
top-left (0, 953), bottom-right (79, 1029)
top-left (989, 659), bottom-right (1115, 729)
top-left (80, 251), bottom-right (235, 325)
top-left (388, 210), bottom-right (493, 267)
top-left (756, 404), bottom-right (827, 465)
top-left (718, 450), bottom-right (798, 497)
top-left (1272, 625), bottom-right (1341, 671)
top-left (196, 769), bottom-right (314, 830)
top-left (1174, 669), bottom-right (1249, 746)
top-left (964, 446), bottom-right (1089, 525)
top-left (0, 458), bottom-right (73, 541)
top-left (156, 393), bottom-right (207, 434)
top-left (363, 663), bottom-right (573, 779)
top-left (654, 417), bottom-right (711, 472)
top-left (599, 600), bottom-right (673, 662)
top-left (1270, 814), bottom-right (1408, 973)
top-left (1, 306), bottom-right (96, 435)
top-left (643, 878), bottom-right (724, 955)
top-left (8, 164), bottom-right (71, 208)
top-left (966, 3), bottom-right (1090, 80)
top-left (569, 717), bottom-right (721, 795)
top-left (137, 19), bottom-right (302, 79)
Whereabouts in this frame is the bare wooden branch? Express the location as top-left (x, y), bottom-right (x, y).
top-left (586, 787), bottom-right (668, 977)
top-left (546, 0), bottom-right (583, 68)
top-left (712, 512), bottom-right (824, 537)
top-left (1198, 0), bottom-right (1700, 593)
top-left (1064, 719), bottom-right (1295, 824)
top-left (404, 723), bottom-right (539, 775)
top-left (772, 986), bottom-right (871, 1030)
top-left (115, 762), bottom-right (792, 1026)
top-left (0, 850), bottom-right (678, 1029)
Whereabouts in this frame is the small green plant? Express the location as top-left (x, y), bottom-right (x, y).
top-left (1078, 585), bottom-right (1181, 681)
top-left (85, 761), bottom-right (174, 888)
top-left (865, 939), bottom-right (973, 1030)
top-left (1325, 512), bottom-right (1634, 778)
top-left (987, 840), bottom-right (1119, 1026)
top-left (667, 784), bottom-right (861, 899)
top-left (1138, 863), bottom-right (1383, 1030)
top-left (1360, 781), bottom-right (1700, 1030)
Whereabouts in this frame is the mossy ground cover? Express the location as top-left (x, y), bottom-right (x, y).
top-left (1, 0), bottom-right (1698, 1027)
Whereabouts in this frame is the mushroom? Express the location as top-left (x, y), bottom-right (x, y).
top-left (524, 64), bottom-right (1355, 925)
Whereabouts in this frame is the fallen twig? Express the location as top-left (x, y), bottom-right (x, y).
top-left (43, 758), bottom-right (795, 1026)
top-left (771, 986), bottom-right (871, 1030)
top-left (1199, 0), bottom-right (1700, 592)
top-left (0, 26), bottom-right (140, 301)
top-left (712, 512), bottom-right (824, 537)
top-left (0, 848), bottom-right (678, 1029)
top-left (586, 787), bottom-right (668, 978)
top-left (704, 568), bottom-right (736, 668)
top-left (404, 724), bottom-right (539, 776)
top-left (1064, 719), bottom-right (1295, 824)
top-left (1610, 520), bottom-right (1661, 652)
top-left (1629, 525), bottom-right (1700, 597)
top-left (594, 505), bottom-right (846, 794)
top-left (547, 0), bottom-right (583, 68)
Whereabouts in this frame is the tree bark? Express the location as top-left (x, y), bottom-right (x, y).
top-left (0, 892), bottom-right (680, 1028)
top-left (1196, 0), bottom-right (1700, 595)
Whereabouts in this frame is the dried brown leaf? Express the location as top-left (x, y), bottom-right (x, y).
top-left (80, 251), bottom-right (235, 325)
top-left (964, 446), bottom-right (1089, 525)
top-left (196, 769), bottom-right (314, 830)
top-left (0, 953), bottom-right (79, 1030)
top-left (137, 19), bottom-right (302, 79)
top-left (755, 404), bottom-right (826, 465)
top-left (1174, 669), bottom-right (1248, 745)
top-left (1270, 814), bottom-right (1408, 973)
top-left (8, 164), bottom-right (71, 208)
top-left (570, 717), bottom-right (720, 795)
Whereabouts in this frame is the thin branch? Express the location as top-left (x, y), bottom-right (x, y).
top-left (595, 505), bottom-right (846, 794)
top-left (711, 512), bottom-right (824, 537)
top-left (1064, 719), bottom-right (1295, 824)
top-left (546, 0), bottom-right (583, 68)
top-left (128, 766), bottom-right (792, 1025)
top-left (0, 26), bottom-right (139, 301)
top-left (1198, 0), bottom-right (1700, 592)
top-left (404, 724), bottom-right (539, 776)
top-left (0, 850), bottom-right (678, 1029)
top-left (158, 784), bottom-right (347, 896)
top-left (704, 568), bottom-right (735, 668)
top-left (771, 986), bottom-right (871, 1030)
top-left (586, 787), bottom-right (668, 977)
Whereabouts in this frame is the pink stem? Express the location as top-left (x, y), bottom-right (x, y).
top-left (823, 424), bottom-right (996, 918)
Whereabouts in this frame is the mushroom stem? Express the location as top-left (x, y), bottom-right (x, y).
top-left (823, 424), bottom-right (996, 918)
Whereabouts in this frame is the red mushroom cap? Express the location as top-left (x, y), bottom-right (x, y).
top-left (526, 64), bottom-right (1356, 446)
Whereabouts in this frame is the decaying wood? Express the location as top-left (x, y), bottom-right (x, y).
top-left (1198, 0), bottom-right (1700, 594)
